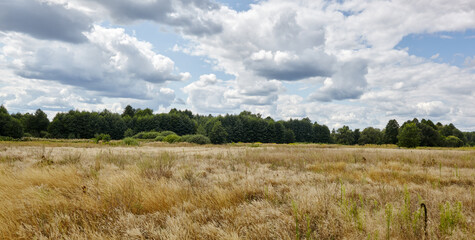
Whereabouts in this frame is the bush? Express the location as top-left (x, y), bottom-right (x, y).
top-left (93, 133), bottom-right (111, 143)
top-left (180, 135), bottom-right (193, 142)
top-left (40, 131), bottom-right (49, 138)
top-left (163, 134), bottom-right (181, 143)
top-left (159, 131), bottom-right (177, 137)
top-left (0, 136), bottom-right (14, 141)
top-left (133, 131), bottom-right (161, 139)
top-left (182, 134), bottom-right (211, 145)
top-left (23, 133), bottom-right (33, 138)
top-left (133, 131), bottom-right (178, 139)
top-left (444, 136), bottom-right (464, 148)
top-left (101, 134), bottom-right (111, 142)
top-left (154, 135), bottom-right (165, 142)
top-left (124, 128), bottom-right (135, 138)
top-left (122, 137), bottom-right (139, 146)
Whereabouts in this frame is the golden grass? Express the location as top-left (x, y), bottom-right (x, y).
top-left (0, 142), bottom-right (473, 239)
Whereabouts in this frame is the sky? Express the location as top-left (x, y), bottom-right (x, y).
top-left (0, 0), bottom-right (474, 131)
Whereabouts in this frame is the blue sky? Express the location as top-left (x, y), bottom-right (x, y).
top-left (1, 0), bottom-right (475, 131)
top-left (397, 30), bottom-right (475, 67)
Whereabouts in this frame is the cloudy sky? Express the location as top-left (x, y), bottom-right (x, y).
top-left (1, 0), bottom-right (474, 130)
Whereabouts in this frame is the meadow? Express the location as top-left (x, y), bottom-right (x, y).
top-left (0, 141), bottom-right (473, 239)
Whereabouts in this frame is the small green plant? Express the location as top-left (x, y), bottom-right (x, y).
top-left (292, 200), bottom-right (300, 240)
top-left (305, 214), bottom-right (312, 240)
top-left (439, 201), bottom-right (465, 235)
top-left (385, 203), bottom-right (392, 240)
top-left (122, 137), bottom-right (139, 146)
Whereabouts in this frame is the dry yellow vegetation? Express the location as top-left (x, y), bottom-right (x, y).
top-left (0, 142), bottom-right (473, 239)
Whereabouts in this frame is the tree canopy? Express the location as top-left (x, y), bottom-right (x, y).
top-left (0, 105), bottom-right (472, 147)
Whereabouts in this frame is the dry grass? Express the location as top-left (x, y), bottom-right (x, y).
top-left (0, 142), bottom-right (473, 239)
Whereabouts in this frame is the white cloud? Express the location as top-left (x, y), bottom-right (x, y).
top-left (1, 25), bottom-right (188, 99)
top-left (81, 0), bottom-right (223, 36)
top-left (464, 56), bottom-right (475, 68)
top-left (416, 101), bottom-right (450, 117)
top-left (0, 0), bottom-right (92, 43)
top-left (182, 74), bottom-right (239, 113)
top-left (2, 0), bottom-right (475, 130)
top-left (309, 59), bottom-right (368, 102)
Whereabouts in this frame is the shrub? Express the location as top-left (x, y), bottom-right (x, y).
top-left (180, 135), bottom-right (193, 142)
top-left (163, 134), bottom-right (181, 143)
top-left (444, 136), bottom-right (464, 148)
top-left (159, 131), bottom-right (177, 137)
top-left (154, 135), bottom-right (165, 142)
top-left (124, 128), bottom-right (135, 138)
top-left (133, 131), bottom-right (161, 139)
top-left (133, 131), bottom-right (178, 139)
top-left (93, 133), bottom-right (111, 143)
top-left (183, 134), bottom-right (211, 145)
top-left (40, 131), bottom-right (49, 138)
top-left (0, 136), bottom-right (14, 141)
top-left (122, 137), bottom-right (139, 146)
top-left (23, 133), bottom-right (33, 138)
top-left (68, 133), bottom-right (76, 139)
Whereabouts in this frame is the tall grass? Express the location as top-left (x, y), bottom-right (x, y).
top-left (0, 143), bottom-right (473, 239)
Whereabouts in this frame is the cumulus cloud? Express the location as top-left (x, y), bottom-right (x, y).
top-left (416, 101), bottom-right (450, 117)
top-left (0, 0), bottom-right (92, 43)
top-left (309, 59), bottom-right (368, 102)
top-left (83, 0), bottom-right (223, 36)
top-left (2, 0), bottom-right (475, 130)
top-left (246, 49), bottom-right (336, 81)
top-left (183, 74), bottom-right (239, 113)
top-left (330, 0), bottom-right (475, 50)
top-left (1, 25), bottom-right (188, 99)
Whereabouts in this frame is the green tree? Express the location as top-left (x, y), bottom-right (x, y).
top-left (353, 129), bottom-right (361, 145)
top-left (283, 129), bottom-right (296, 143)
top-left (419, 122), bottom-right (441, 146)
top-left (335, 126), bottom-right (354, 145)
top-left (122, 105), bottom-right (135, 118)
top-left (209, 121), bottom-right (228, 144)
top-left (134, 108), bottom-right (153, 117)
top-left (274, 121), bottom-right (285, 143)
top-left (383, 119), bottom-right (399, 144)
top-left (0, 105), bottom-right (8, 115)
top-left (359, 127), bottom-right (383, 145)
top-left (0, 106), bottom-right (24, 138)
top-left (397, 123), bottom-right (421, 148)
top-left (196, 125), bottom-right (207, 136)
top-left (313, 123), bottom-right (331, 143)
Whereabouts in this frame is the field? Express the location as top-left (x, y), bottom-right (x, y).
top-left (0, 142), bottom-right (473, 239)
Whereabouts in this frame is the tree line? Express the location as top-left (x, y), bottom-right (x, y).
top-left (1, 105), bottom-right (474, 148)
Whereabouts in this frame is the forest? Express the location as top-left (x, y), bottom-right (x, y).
top-left (1, 105), bottom-right (474, 148)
